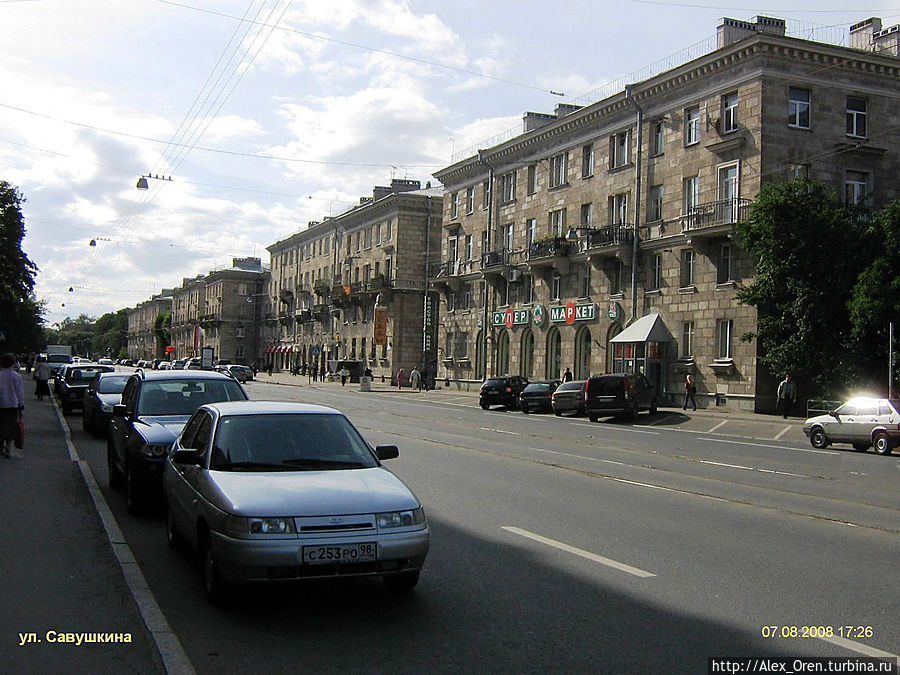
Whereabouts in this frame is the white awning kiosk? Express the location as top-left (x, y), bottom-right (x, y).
top-left (609, 313), bottom-right (673, 395)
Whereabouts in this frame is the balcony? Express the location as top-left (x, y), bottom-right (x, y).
top-left (581, 226), bottom-right (634, 260)
top-left (527, 236), bottom-right (571, 272)
top-left (481, 249), bottom-right (510, 279)
top-left (313, 281), bottom-right (332, 297)
top-left (681, 197), bottom-right (751, 241)
top-left (198, 313), bottom-right (220, 328)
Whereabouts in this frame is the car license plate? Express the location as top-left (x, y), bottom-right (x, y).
top-left (302, 543), bottom-right (377, 565)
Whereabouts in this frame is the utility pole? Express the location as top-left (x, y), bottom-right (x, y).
top-left (890, 322), bottom-right (895, 397)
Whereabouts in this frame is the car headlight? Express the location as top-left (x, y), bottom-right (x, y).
top-left (141, 443), bottom-right (172, 458)
top-left (225, 516), bottom-right (296, 535)
top-left (376, 507), bottom-right (425, 530)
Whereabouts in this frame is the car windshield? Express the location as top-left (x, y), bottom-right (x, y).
top-left (138, 379), bottom-right (246, 416)
top-left (210, 413), bottom-right (378, 472)
top-left (98, 376), bottom-right (129, 394)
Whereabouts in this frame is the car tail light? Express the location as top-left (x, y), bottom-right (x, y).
top-left (552, 393), bottom-right (557, 402)
top-left (623, 378), bottom-right (631, 400)
top-left (505, 386), bottom-right (512, 393)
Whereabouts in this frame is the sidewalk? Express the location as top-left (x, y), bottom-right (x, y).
top-left (0, 395), bottom-right (167, 673)
top-left (254, 371), bottom-right (808, 444)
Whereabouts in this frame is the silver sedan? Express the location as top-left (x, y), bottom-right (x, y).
top-left (163, 401), bottom-right (429, 601)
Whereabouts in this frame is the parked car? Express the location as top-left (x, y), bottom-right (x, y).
top-left (97, 357), bottom-right (115, 366)
top-left (552, 380), bottom-right (587, 417)
top-left (803, 397), bottom-right (900, 455)
top-left (584, 373), bottom-right (658, 422)
top-left (172, 358), bottom-right (188, 370)
top-left (519, 380), bottom-right (562, 414)
top-left (58, 364), bottom-right (115, 415)
top-left (164, 401), bottom-right (429, 601)
top-left (479, 376), bottom-right (529, 410)
top-left (82, 372), bottom-right (130, 436)
top-left (108, 370), bottom-right (249, 514)
top-left (215, 364), bottom-right (252, 382)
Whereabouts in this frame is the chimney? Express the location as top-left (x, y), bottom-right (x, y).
top-left (523, 111), bottom-right (556, 133)
top-left (850, 17), bottom-right (882, 51)
top-left (372, 186), bottom-right (392, 200)
top-left (874, 23), bottom-right (900, 56)
top-left (717, 16), bottom-right (784, 48)
top-left (554, 103), bottom-right (583, 118)
top-left (390, 178), bottom-right (421, 193)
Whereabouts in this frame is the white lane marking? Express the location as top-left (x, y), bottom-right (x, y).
top-left (707, 420), bottom-right (729, 434)
top-left (772, 425), bottom-right (793, 440)
top-left (609, 477), bottom-right (675, 492)
top-left (698, 459), bottom-right (754, 471)
top-left (698, 437), bottom-right (840, 455)
top-left (527, 447), bottom-right (626, 466)
top-left (502, 527), bottom-right (656, 578)
top-left (479, 427), bottom-right (520, 435)
top-left (695, 459), bottom-right (809, 478)
top-left (570, 422), bottom-right (660, 435)
top-left (817, 635), bottom-right (899, 660)
top-left (528, 447), bottom-right (560, 455)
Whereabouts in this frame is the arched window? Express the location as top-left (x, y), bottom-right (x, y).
top-left (575, 326), bottom-right (592, 379)
top-left (497, 331), bottom-right (510, 376)
top-left (520, 329), bottom-right (534, 378)
top-left (546, 327), bottom-right (561, 380)
top-left (607, 323), bottom-right (623, 373)
top-left (475, 330), bottom-right (485, 379)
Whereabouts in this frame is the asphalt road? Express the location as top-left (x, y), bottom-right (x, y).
top-left (70, 379), bottom-right (899, 673)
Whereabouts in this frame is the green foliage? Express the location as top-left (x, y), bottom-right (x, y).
top-left (93, 309), bottom-right (129, 358)
top-left (154, 310), bottom-right (171, 353)
top-left (47, 314), bottom-right (95, 357)
top-left (737, 179), bottom-right (897, 397)
top-left (0, 181), bottom-right (43, 352)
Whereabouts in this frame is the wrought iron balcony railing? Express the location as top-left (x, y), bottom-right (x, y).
top-left (584, 226), bottom-right (635, 249)
top-left (528, 237), bottom-right (570, 260)
top-left (682, 197), bottom-right (751, 231)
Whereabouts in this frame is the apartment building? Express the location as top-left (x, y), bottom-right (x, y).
top-left (126, 291), bottom-right (173, 361)
top-left (170, 275), bottom-right (206, 360)
top-left (265, 179), bottom-right (442, 382)
top-left (432, 16), bottom-right (900, 411)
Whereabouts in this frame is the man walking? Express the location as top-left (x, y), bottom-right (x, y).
top-left (777, 374), bottom-right (797, 419)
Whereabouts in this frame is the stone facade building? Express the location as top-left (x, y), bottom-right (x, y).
top-left (432, 16), bottom-right (900, 411)
top-left (265, 179), bottom-right (442, 383)
top-left (170, 275), bottom-right (206, 361)
top-left (126, 291), bottom-right (173, 361)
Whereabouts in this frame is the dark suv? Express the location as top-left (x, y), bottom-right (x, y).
top-left (58, 364), bottom-right (115, 415)
top-left (107, 370), bottom-right (248, 513)
top-left (480, 376), bottom-right (529, 410)
top-left (584, 373), bottom-right (657, 422)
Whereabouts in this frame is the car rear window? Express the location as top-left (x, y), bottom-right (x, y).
top-left (587, 376), bottom-right (624, 395)
top-left (139, 379), bottom-right (247, 416)
top-left (524, 383), bottom-right (551, 392)
top-left (98, 376), bottom-right (129, 394)
top-left (483, 379), bottom-right (507, 388)
top-left (557, 381), bottom-right (584, 391)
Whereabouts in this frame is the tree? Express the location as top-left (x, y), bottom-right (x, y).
top-left (93, 309), bottom-right (129, 358)
top-left (848, 200), bottom-right (900, 393)
top-left (736, 179), bottom-right (876, 397)
top-left (154, 311), bottom-right (171, 356)
top-left (0, 181), bottom-right (43, 352)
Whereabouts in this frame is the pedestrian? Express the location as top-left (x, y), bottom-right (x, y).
top-left (421, 368), bottom-right (429, 391)
top-left (563, 367), bottom-right (573, 382)
top-left (776, 373), bottom-right (797, 419)
top-left (320, 364), bottom-right (326, 381)
top-left (410, 368), bottom-right (421, 391)
top-left (267, 362), bottom-right (273, 376)
top-left (682, 374), bottom-right (697, 411)
top-left (340, 366), bottom-right (349, 386)
top-left (396, 368), bottom-right (406, 390)
top-left (0, 353), bottom-right (25, 458)
top-left (32, 355), bottom-right (51, 401)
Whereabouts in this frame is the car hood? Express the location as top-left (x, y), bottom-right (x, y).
top-left (134, 415), bottom-right (192, 443)
top-left (201, 467), bottom-right (420, 517)
top-left (803, 414), bottom-right (832, 428)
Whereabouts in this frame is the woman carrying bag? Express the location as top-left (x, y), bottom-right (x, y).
top-left (0, 353), bottom-right (25, 458)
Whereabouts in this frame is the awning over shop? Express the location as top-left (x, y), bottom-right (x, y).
top-left (610, 313), bottom-right (673, 343)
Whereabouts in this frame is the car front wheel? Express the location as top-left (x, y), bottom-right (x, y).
top-left (873, 432), bottom-right (892, 455)
top-left (809, 428), bottom-right (829, 449)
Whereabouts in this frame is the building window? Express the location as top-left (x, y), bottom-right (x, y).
top-left (503, 223), bottom-right (514, 251)
top-left (523, 274), bottom-right (534, 304)
top-left (482, 180), bottom-right (491, 209)
top-left (580, 264), bottom-right (591, 298)
top-left (549, 209), bottom-right (566, 237)
top-left (364, 227), bottom-right (372, 249)
top-left (527, 164), bottom-right (537, 195)
top-left (465, 234), bottom-right (473, 261)
top-left (499, 171), bottom-right (516, 203)
top-left (649, 185), bottom-right (664, 222)
top-left (610, 260), bottom-right (625, 295)
top-left (685, 106), bottom-right (700, 145)
top-left (718, 244), bottom-right (733, 283)
top-left (581, 203), bottom-right (593, 228)
top-left (716, 319), bottom-right (733, 359)
top-left (450, 192), bottom-right (459, 219)
top-left (789, 87), bottom-right (810, 128)
top-left (846, 97), bottom-right (867, 138)
top-left (551, 272), bottom-right (561, 301)
top-left (526, 218), bottom-right (537, 248)
top-left (790, 164), bottom-right (810, 180)
top-left (481, 230), bottom-right (489, 257)
top-left (722, 91), bottom-right (738, 133)
top-left (466, 186), bottom-right (475, 214)
top-left (386, 219), bottom-right (392, 240)
top-left (610, 131), bottom-right (629, 168)
top-left (683, 176), bottom-right (700, 214)
top-left (582, 143), bottom-right (594, 178)
top-left (681, 249), bottom-right (696, 287)
top-left (550, 152), bottom-right (568, 188)
top-left (681, 321), bottom-right (695, 358)
top-left (649, 253), bottom-right (662, 290)
top-left (235, 327), bottom-right (245, 338)
top-left (610, 193), bottom-right (628, 225)
top-left (845, 170), bottom-right (869, 206)
top-left (650, 119), bottom-right (665, 156)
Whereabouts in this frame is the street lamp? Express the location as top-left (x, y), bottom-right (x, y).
top-left (136, 174), bottom-right (173, 190)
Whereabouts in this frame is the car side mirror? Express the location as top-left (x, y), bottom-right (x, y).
top-left (375, 445), bottom-right (399, 461)
top-left (112, 404), bottom-right (127, 417)
top-left (171, 448), bottom-right (200, 465)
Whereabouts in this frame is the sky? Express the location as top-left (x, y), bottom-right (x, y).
top-left (1, 0), bottom-right (895, 326)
